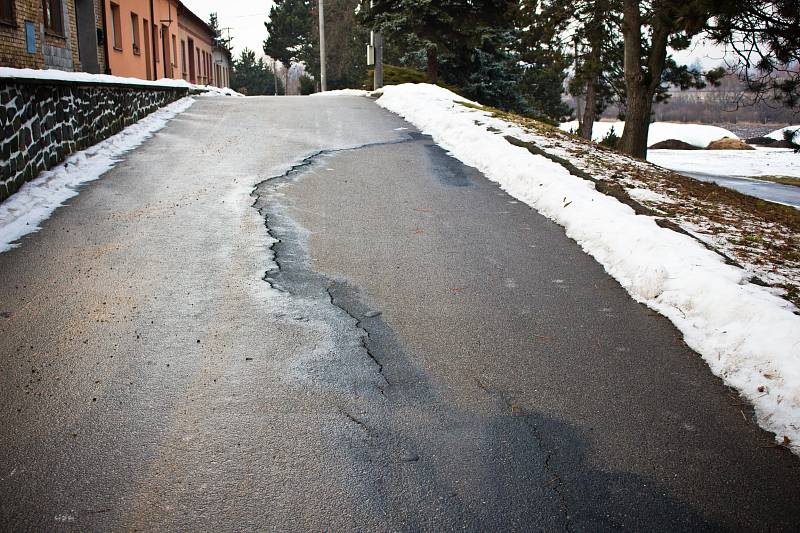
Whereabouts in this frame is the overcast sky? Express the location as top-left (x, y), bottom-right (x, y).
top-left (181, 0), bottom-right (275, 58)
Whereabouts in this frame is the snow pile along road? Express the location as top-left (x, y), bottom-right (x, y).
top-left (377, 83), bottom-right (800, 453)
top-left (560, 120), bottom-right (738, 148)
top-left (310, 89), bottom-right (372, 97)
top-left (0, 97), bottom-right (195, 253)
top-left (192, 84), bottom-right (245, 97)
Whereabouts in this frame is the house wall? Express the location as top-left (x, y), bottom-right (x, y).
top-left (212, 47), bottom-right (230, 88)
top-left (0, 0), bottom-right (84, 71)
top-left (176, 4), bottom-right (213, 85)
top-left (103, 0), bottom-right (180, 80)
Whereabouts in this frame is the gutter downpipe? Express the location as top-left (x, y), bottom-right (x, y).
top-left (149, 0), bottom-right (158, 80)
top-left (100, 0), bottom-right (111, 73)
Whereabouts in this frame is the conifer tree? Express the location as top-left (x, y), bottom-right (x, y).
top-left (362, 0), bottom-right (492, 83)
top-left (264, 0), bottom-right (313, 94)
top-left (208, 13), bottom-right (232, 50)
top-left (231, 48), bottom-right (283, 95)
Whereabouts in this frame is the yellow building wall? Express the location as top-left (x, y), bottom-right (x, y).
top-left (104, 0), bottom-right (181, 80)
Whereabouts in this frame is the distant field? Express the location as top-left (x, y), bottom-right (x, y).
top-left (715, 123), bottom-right (787, 139)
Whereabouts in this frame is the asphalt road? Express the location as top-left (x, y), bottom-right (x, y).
top-left (1, 95), bottom-right (799, 531)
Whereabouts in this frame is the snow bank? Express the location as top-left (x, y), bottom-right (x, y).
top-left (560, 120), bottom-right (738, 148)
top-left (0, 67), bottom-right (242, 96)
top-left (309, 89), bottom-right (372, 97)
top-left (378, 83), bottom-right (800, 453)
top-left (648, 147), bottom-right (800, 178)
top-left (0, 97), bottom-right (195, 253)
top-left (767, 126), bottom-right (800, 143)
top-left (192, 84), bottom-right (245, 97)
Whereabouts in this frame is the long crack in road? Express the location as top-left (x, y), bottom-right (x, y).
top-left (1, 95), bottom-right (799, 531)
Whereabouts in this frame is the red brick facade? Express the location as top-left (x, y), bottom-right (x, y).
top-left (0, 0), bottom-right (90, 71)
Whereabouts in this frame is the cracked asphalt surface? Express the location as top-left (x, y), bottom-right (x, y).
top-left (1, 95), bottom-right (799, 531)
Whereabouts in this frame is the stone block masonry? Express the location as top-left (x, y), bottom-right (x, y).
top-left (0, 77), bottom-right (190, 202)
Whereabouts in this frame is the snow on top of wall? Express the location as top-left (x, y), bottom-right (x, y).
top-left (767, 125), bottom-right (800, 142)
top-left (0, 67), bottom-right (193, 88)
top-left (377, 82), bottom-right (800, 454)
top-left (0, 67), bottom-right (243, 96)
top-left (560, 120), bottom-right (738, 148)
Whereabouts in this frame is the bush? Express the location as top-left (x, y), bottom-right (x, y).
top-left (299, 74), bottom-right (316, 95)
top-left (599, 126), bottom-right (620, 149)
top-left (783, 128), bottom-right (800, 152)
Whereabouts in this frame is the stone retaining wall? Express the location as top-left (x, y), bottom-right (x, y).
top-left (0, 77), bottom-right (190, 202)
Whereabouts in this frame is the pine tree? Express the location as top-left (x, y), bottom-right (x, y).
top-left (264, 0), bottom-right (313, 94)
top-left (231, 48), bottom-right (283, 95)
top-left (515, 1), bottom-right (573, 122)
top-left (208, 13), bottom-right (232, 50)
top-left (363, 0), bottom-right (494, 83)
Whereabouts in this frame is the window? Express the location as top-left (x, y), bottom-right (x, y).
top-left (0, 0), bottom-right (15, 26)
top-left (42, 0), bottom-right (64, 35)
top-left (171, 34), bottom-right (177, 66)
top-left (131, 13), bottom-right (140, 54)
top-left (153, 23), bottom-right (158, 62)
top-left (109, 2), bottom-right (121, 50)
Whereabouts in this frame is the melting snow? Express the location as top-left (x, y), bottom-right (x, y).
top-left (0, 97), bottom-right (195, 253)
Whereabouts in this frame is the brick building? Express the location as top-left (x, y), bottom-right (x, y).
top-left (0, 0), bottom-right (230, 88)
top-left (0, 0), bottom-right (105, 72)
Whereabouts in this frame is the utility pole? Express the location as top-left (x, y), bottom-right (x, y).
top-left (373, 31), bottom-right (383, 89)
top-left (273, 58), bottom-right (278, 95)
top-left (318, 0), bottom-right (327, 92)
top-left (369, 1), bottom-right (383, 89)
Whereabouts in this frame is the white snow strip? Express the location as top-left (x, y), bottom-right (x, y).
top-left (193, 84), bottom-right (245, 97)
top-left (767, 126), bottom-right (800, 142)
top-left (377, 83), bottom-right (800, 453)
top-left (309, 89), bottom-right (371, 97)
top-left (0, 97), bottom-right (195, 253)
top-left (648, 147), bottom-right (800, 178)
top-left (0, 67), bottom-right (243, 96)
top-left (561, 120), bottom-right (738, 148)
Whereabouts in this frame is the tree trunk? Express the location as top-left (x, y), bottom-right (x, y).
top-left (285, 68), bottom-right (289, 96)
top-left (618, 89), bottom-right (653, 157)
top-left (579, 6), bottom-right (603, 141)
top-left (426, 47), bottom-right (438, 84)
top-left (618, 0), bottom-right (668, 158)
top-left (579, 77), bottom-right (598, 140)
top-left (273, 59), bottom-right (278, 95)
